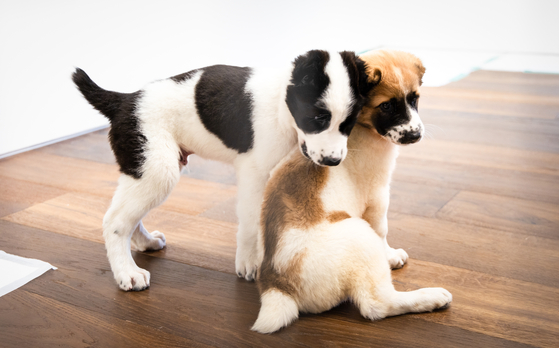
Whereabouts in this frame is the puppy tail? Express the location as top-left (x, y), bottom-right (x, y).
top-left (251, 288), bottom-right (298, 334)
top-left (72, 68), bottom-right (130, 121)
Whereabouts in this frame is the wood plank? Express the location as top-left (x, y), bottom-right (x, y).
top-left (391, 260), bottom-right (559, 348)
top-left (386, 212), bottom-right (559, 287)
top-left (393, 156), bottom-right (559, 205)
top-left (161, 177), bottom-right (237, 216)
top-left (389, 181), bottom-right (458, 217)
top-left (198, 196), bottom-right (238, 223)
top-left (1, 290), bottom-right (209, 348)
top-left (0, 221), bottom-right (537, 348)
top-left (435, 191), bottom-right (559, 239)
top-left (0, 176), bottom-right (66, 218)
top-left (0, 150), bottom-right (237, 216)
top-left (420, 87), bottom-right (559, 119)
top-left (418, 109), bottom-right (559, 153)
top-left (0, 152), bottom-right (120, 197)
top-left (37, 128), bottom-right (115, 165)
top-left (183, 155), bottom-right (237, 185)
top-left (399, 138), bottom-right (559, 176)
top-left (1, 192), bottom-right (237, 274)
top-left (450, 70), bottom-right (559, 92)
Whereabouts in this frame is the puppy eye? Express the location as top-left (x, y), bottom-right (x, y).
top-left (410, 96), bottom-right (418, 108)
top-left (314, 113), bottom-right (331, 124)
top-left (379, 102), bottom-right (392, 112)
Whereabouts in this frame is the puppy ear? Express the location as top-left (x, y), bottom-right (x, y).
top-left (416, 61), bottom-right (426, 86)
top-left (340, 52), bottom-right (380, 99)
top-left (406, 53), bottom-right (425, 86)
top-left (365, 66), bottom-right (381, 91)
top-left (290, 50), bottom-right (330, 87)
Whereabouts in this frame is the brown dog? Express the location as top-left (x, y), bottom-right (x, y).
top-left (252, 50), bottom-right (451, 334)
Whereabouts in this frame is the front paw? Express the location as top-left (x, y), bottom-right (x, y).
top-left (387, 247), bottom-right (409, 269)
top-left (115, 267), bottom-right (151, 291)
top-left (235, 245), bottom-right (261, 281)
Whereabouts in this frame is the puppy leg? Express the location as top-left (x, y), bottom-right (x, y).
top-left (363, 206), bottom-right (408, 269)
top-left (359, 284), bottom-right (452, 320)
top-left (353, 249), bottom-right (451, 320)
top-left (379, 217), bottom-right (409, 269)
top-left (234, 160), bottom-right (267, 281)
top-left (131, 220), bottom-right (166, 252)
top-left (104, 150), bottom-right (180, 291)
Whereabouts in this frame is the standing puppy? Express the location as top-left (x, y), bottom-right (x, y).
top-left (73, 50), bottom-right (374, 290)
top-left (252, 50), bottom-right (451, 334)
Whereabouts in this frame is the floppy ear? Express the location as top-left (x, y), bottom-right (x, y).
top-left (412, 56), bottom-right (426, 86)
top-left (290, 50), bottom-right (330, 87)
top-left (365, 65), bottom-right (382, 92)
top-left (339, 52), bottom-right (381, 99)
top-left (417, 63), bottom-right (426, 86)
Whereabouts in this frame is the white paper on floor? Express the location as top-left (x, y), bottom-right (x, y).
top-left (359, 46), bottom-right (559, 87)
top-left (0, 250), bottom-right (57, 297)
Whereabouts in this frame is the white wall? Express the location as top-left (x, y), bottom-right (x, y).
top-left (1, 0), bottom-right (558, 157)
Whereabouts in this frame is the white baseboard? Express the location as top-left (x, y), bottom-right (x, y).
top-left (0, 125), bottom-right (109, 160)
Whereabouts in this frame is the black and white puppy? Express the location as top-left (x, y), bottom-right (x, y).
top-left (73, 50), bottom-right (375, 291)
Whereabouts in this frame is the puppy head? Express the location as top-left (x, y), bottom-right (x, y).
top-left (286, 50), bottom-right (377, 166)
top-left (358, 50), bottom-right (425, 145)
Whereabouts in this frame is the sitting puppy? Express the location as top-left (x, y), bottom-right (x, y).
top-left (252, 50), bottom-right (451, 334)
top-left (73, 50), bottom-right (375, 290)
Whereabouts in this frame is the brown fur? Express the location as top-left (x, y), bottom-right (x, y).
top-left (327, 211), bottom-right (351, 223)
top-left (357, 50), bottom-right (425, 129)
top-left (258, 155), bottom-right (328, 295)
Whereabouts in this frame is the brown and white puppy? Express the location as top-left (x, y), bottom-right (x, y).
top-left (252, 50), bottom-right (451, 334)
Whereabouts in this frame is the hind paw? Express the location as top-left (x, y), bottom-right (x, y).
top-left (387, 247), bottom-right (408, 269)
top-left (132, 230), bottom-right (166, 252)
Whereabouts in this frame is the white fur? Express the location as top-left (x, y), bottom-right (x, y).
top-left (254, 100), bottom-right (451, 332)
top-left (254, 127), bottom-right (452, 332)
top-left (252, 289), bottom-right (299, 334)
top-left (102, 52), bottom-right (357, 290)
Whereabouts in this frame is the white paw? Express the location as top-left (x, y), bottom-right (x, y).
top-left (417, 287), bottom-right (453, 312)
top-left (235, 244), bottom-right (260, 281)
top-left (387, 247), bottom-right (408, 269)
top-left (133, 230), bottom-right (166, 252)
top-left (115, 267), bottom-right (151, 291)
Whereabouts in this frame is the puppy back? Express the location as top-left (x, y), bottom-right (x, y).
top-left (258, 152), bottom-right (328, 295)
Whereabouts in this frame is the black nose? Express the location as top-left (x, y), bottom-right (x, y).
top-left (320, 156), bottom-right (341, 166)
top-left (399, 130), bottom-right (422, 144)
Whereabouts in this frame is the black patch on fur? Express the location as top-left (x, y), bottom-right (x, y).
top-left (170, 69), bottom-right (200, 83)
top-left (373, 97), bottom-right (410, 136)
top-left (301, 142), bottom-right (311, 160)
top-left (194, 65), bottom-right (255, 153)
top-left (407, 91), bottom-right (419, 111)
top-left (285, 50), bottom-right (331, 134)
top-left (72, 68), bottom-right (146, 179)
top-left (339, 52), bottom-right (379, 135)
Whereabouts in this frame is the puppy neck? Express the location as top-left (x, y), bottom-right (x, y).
top-left (344, 125), bottom-right (399, 187)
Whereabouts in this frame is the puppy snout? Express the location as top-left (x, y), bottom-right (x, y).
top-left (319, 156), bottom-right (342, 166)
top-left (399, 130), bottom-right (422, 144)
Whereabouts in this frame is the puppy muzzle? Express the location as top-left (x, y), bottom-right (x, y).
top-left (301, 141), bottom-right (343, 166)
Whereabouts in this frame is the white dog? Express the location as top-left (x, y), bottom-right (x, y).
top-left (73, 50), bottom-right (375, 290)
top-left (252, 50), bottom-right (451, 333)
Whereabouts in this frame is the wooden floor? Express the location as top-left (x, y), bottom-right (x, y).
top-left (1, 70), bottom-right (559, 347)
